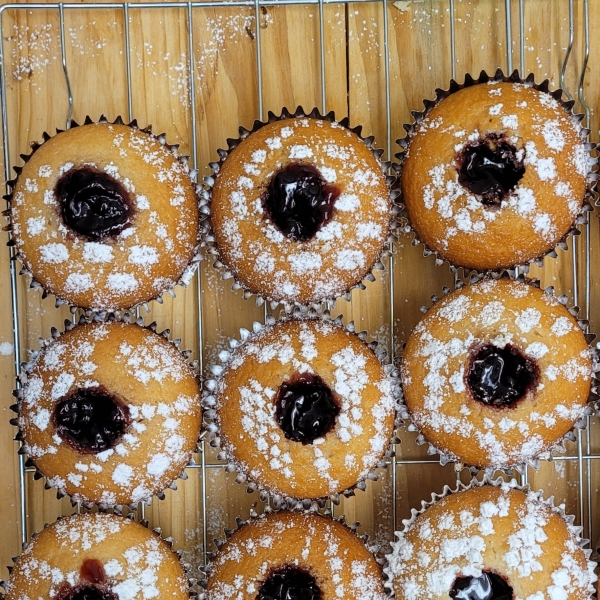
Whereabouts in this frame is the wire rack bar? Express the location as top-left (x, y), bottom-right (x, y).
top-left (1, 0), bottom-right (596, 563)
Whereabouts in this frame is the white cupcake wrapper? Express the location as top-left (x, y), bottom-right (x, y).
top-left (398, 272), bottom-right (600, 475)
top-left (383, 474), bottom-right (597, 597)
top-left (2, 115), bottom-right (204, 313)
top-left (199, 105), bottom-right (402, 311)
top-left (201, 307), bottom-right (402, 510)
top-left (197, 507), bottom-right (387, 598)
top-left (395, 68), bottom-right (598, 277)
top-left (10, 312), bottom-right (201, 511)
top-left (0, 514), bottom-right (198, 597)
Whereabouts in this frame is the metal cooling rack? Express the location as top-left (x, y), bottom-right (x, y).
top-left (0, 0), bottom-right (597, 572)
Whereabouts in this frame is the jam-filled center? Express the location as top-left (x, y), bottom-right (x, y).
top-left (457, 134), bottom-right (525, 206)
top-left (55, 166), bottom-right (133, 239)
top-left (54, 387), bottom-right (130, 453)
top-left (274, 373), bottom-right (339, 444)
top-left (258, 565), bottom-right (322, 600)
top-left (467, 344), bottom-right (538, 408)
top-left (262, 163), bottom-right (340, 242)
top-left (450, 571), bottom-right (514, 600)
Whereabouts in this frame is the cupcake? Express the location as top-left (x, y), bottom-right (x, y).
top-left (202, 312), bottom-right (398, 505)
top-left (4, 512), bottom-right (190, 600)
top-left (14, 317), bottom-right (202, 507)
top-left (400, 277), bottom-right (595, 470)
top-left (398, 70), bottom-right (596, 272)
top-left (385, 479), bottom-right (597, 600)
top-left (6, 116), bottom-right (201, 310)
top-left (203, 107), bottom-right (398, 307)
top-left (205, 510), bottom-right (387, 600)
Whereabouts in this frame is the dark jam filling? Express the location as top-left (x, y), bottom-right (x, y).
top-left (55, 167), bottom-right (133, 239)
top-left (56, 586), bottom-right (116, 600)
top-left (274, 373), bottom-right (339, 444)
top-left (54, 387), bottom-right (130, 453)
top-left (262, 163), bottom-right (340, 241)
top-left (80, 559), bottom-right (106, 584)
top-left (450, 572), bottom-right (514, 600)
top-left (257, 565), bottom-right (322, 600)
top-left (457, 134), bottom-right (525, 206)
top-left (467, 344), bottom-right (538, 408)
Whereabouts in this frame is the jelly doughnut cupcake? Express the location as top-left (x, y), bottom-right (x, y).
top-left (205, 108), bottom-right (397, 306)
top-left (203, 313), bottom-right (398, 503)
top-left (206, 511), bottom-right (387, 600)
top-left (400, 278), bottom-right (594, 469)
top-left (399, 70), bottom-right (596, 271)
top-left (7, 117), bottom-right (200, 310)
top-left (5, 512), bottom-right (189, 600)
top-left (14, 318), bottom-right (202, 507)
top-left (385, 480), bottom-right (597, 599)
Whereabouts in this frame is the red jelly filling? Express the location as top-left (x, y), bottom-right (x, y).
top-left (457, 134), bottom-right (525, 206)
top-left (54, 387), bottom-right (130, 453)
top-left (467, 344), bottom-right (538, 408)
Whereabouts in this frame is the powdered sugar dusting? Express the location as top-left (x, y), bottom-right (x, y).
top-left (387, 484), bottom-right (596, 599)
top-left (211, 117), bottom-right (390, 304)
top-left (402, 279), bottom-right (591, 468)
top-left (216, 318), bottom-right (395, 498)
top-left (18, 321), bottom-right (201, 506)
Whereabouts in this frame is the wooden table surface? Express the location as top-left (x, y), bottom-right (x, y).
top-left (0, 0), bottom-right (599, 586)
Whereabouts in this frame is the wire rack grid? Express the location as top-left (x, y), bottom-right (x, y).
top-left (0, 0), bottom-right (597, 575)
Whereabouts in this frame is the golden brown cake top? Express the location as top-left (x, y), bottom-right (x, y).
top-left (387, 483), bottom-right (596, 600)
top-left (6, 513), bottom-right (188, 600)
top-left (10, 122), bottom-right (199, 310)
top-left (18, 321), bottom-right (201, 506)
top-left (210, 117), bottom-right (391, 304)
top-left (207, 511), bottom-right (387, 600)
top-left (401, 279), bottom-right (592, 468)
top-left (213, 318), bottom-right (396, 498)
top-left (401, 81), bottom-right (591, 270)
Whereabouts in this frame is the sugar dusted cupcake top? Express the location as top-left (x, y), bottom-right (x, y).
top-left (401, 278), bottom-right (592, 469)
top-left (401, 79), bottom-right (593, 271)
top-left (208, 317), bottom-right (396, 500)
top-left (9, 120), bottom-right (199, 310)
top-left (209, 114), bottom-right (392, 305)
top-left (5, 512), bottom-right (189, 600)
top-left (17, 320), bottom-right (201, 507)
top-left (207, 511), bottom-right (387, 600)
top-left (386, 483), bottom-right (596, 600)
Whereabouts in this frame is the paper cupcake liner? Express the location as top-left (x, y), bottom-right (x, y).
top-left (395, 68), bottom-right (598, 276)
top-left (398, 272), bottom-right (600, 475)
top-left (199, 106), bottom-right (402, 310)
top-left (197, 507), bottom-right (387, 597)
top-left (10, 312), bottom-right (202, 510)
top-left (383, 475), bottom-right (597, 597)
top-left (201, 307), bottom-right (402, 510)
top-left (2, 115), bottom-right (204, 312)
top-left (0, 513), bottom-right (198, 597)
